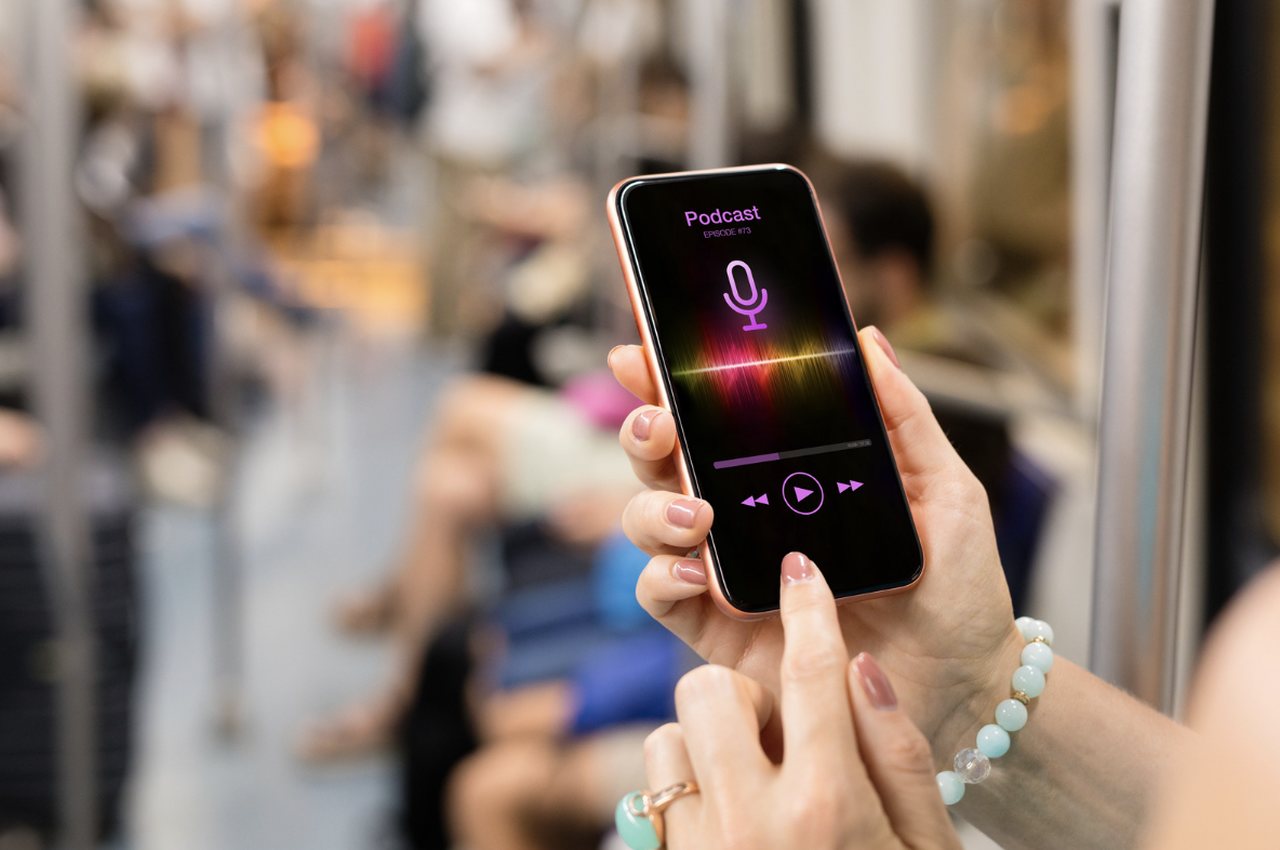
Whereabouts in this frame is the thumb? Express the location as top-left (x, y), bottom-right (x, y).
top-left (859, 326), bottom-right (965, 483)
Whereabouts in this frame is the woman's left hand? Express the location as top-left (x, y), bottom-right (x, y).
top-left (643, 551), bottom-right (961, 850)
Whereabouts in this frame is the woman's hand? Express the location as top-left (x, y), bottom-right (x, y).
top-left (644, 552), bottom-right (961, 850)
top-left (609, 326), bottom-right (1023, 753)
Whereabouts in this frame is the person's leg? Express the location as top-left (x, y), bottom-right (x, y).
top-left (386, 376), bottom-right (527, 633)
top-left (448, 740), bottom-right (563, 850)
top-left (334, 374), bottom-right (527, 633)
top-left (300, 378), bottom-right (526, 759)
top-left (448, 728), bottom-right (651, 850)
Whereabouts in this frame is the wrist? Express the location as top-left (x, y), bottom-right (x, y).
top-left (929, 626), bottom-right (1026, 759)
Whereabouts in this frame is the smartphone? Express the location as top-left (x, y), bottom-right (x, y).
top-left (607, 164), bottom-right (923, 616)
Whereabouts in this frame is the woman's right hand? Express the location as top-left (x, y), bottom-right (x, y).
top-left (645, 552), bottom-right (961, 850)
top-left (609, 326), bottom-right (1024, 755)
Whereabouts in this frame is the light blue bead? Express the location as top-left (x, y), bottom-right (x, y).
top-left (1015, 616), bottom-right (1037, 641)
top-left (1021, 641), bottom-right (1054, 674)
top-left (1011, 664), bottom-right (1046, 698)
top-left (1025, 619), bottom-right (1054, 646)
top-left (976, 723), bottom-right (1011, 758)
top-left (995, 698), bottom-right (1028, 732)
top-left (1038, 620), bottom-right (1055, 645)
top-left (937, 770), bottom-right (965, 805)
top-left (615, 792), bottom-right (661, 850)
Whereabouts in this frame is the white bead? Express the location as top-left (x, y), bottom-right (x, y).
top-left (1021, 641), bottom-right (1054, 674)
top-left (1015, 616), bottom-right (1037, 641)
top-left (954, 748), bottom-right (991, 783)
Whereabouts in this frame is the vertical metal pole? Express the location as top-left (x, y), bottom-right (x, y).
top-left (1090, 0), bottom-right (1215, 711)
top-left (1069, 0), bottom-right (1121, 422)
top-left (207, 11), bottom-right (247, 743)
top-left (20, 0), bottom-right (97, 844)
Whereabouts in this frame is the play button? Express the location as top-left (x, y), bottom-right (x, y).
top-left (781, 471), bottom-right (824, 516)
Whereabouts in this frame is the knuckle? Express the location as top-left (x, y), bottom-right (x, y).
top-left (926, 470), bottom-right (989, 519)
top-left (643, 723), bottom-right (683, 764)
top-left (787, 783), bottom-right (842, 837)
top-left (882, 723), bottom-right (935, 772)
top-left (674, 664), bottom-right (734, 706)
top-left (712, 809), bottom-right (761, 850)
top-left (783, 642), bottom-right (846, 683)
top-left (781, 582), bottom-right (840, 622)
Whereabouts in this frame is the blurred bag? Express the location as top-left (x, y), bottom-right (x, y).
top-left (0, 460), bottom-right (140, 841)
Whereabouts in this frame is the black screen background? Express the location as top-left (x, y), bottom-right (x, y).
top-left (618, 166), bottom-right (921, 612)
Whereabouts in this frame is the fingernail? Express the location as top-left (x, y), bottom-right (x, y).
top-left (632, 408), bottom-right (661, 441)
top-left (854, 652), bottom-right (898, 710)
top-left (666, 498), bottom-right (704, 529)
top-left (867, 326), bottom-right (901, 370)
top-left (672, 558), bottom-right (707, 585)
top-left (607, 345), bottom-right (623, 366)
top-left (781, 551), bottom-right (814, 584)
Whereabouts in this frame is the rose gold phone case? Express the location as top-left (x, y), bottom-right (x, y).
top-left (606, 163), bottom-right (923, 619)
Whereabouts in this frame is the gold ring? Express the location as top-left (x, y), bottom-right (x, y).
top-left (648, 780), bottom-right (699, 814)
top-left (616, 781), bottom-right (700, 849)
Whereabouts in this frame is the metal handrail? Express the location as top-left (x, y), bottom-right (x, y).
top-left (21, 0), bottom-right (97, 845)
top-left (1090, 0), bottom-right (1215, 712)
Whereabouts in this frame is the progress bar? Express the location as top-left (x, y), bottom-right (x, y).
top-left (713, 439), bottom-right (872, 470)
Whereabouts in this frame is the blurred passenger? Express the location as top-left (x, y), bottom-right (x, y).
top-left (418, 0), bottom-right (556, 338)
top-left (826, 160), bottom-right (993, 367)
top-left (825, 161), bottom-right (1046, 608)
top-left (444, 645), bottom-right (675, 850)
top-left (74, 1), bottom-right (315, 507)
top-left (423, 535), bottom-right (689, 850)
top-left (298, 370), bottom-right (641, 760)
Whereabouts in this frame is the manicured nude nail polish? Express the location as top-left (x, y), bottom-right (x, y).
top-left (666, 499), bottom-right (704, 529)
top-left (632, 408), bottom-right (661, 441)
top-left (672, 559), bottom-right (707, 585)
top-left (854, 652), bottom-right (898, 710)
top-left (867, 326), bottom-right (901, 370)
top-left (781, 551), bottom-right (814, 584)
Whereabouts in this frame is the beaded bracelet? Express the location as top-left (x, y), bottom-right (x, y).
top-left (935, 617), bottom-right (1054, 805)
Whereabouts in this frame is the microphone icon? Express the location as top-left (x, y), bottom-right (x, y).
top-left (723, 259), bottom-right (768, 332)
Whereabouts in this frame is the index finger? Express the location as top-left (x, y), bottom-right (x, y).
top-left (608, 344), bottom-right (659, 404)
top-left (777, 552), bottom-right (867, 786)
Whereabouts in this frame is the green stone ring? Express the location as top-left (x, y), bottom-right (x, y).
top-left (614, 781), bottom-right (699, 850)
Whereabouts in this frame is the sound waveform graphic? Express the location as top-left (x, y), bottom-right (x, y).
top-left (673, 347), bottom-right (860, 376)
top-left (671, 335), bottom-right (862, 410)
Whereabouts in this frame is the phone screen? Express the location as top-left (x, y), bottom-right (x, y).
top-left (616, 165), bottom-right (922, 612)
